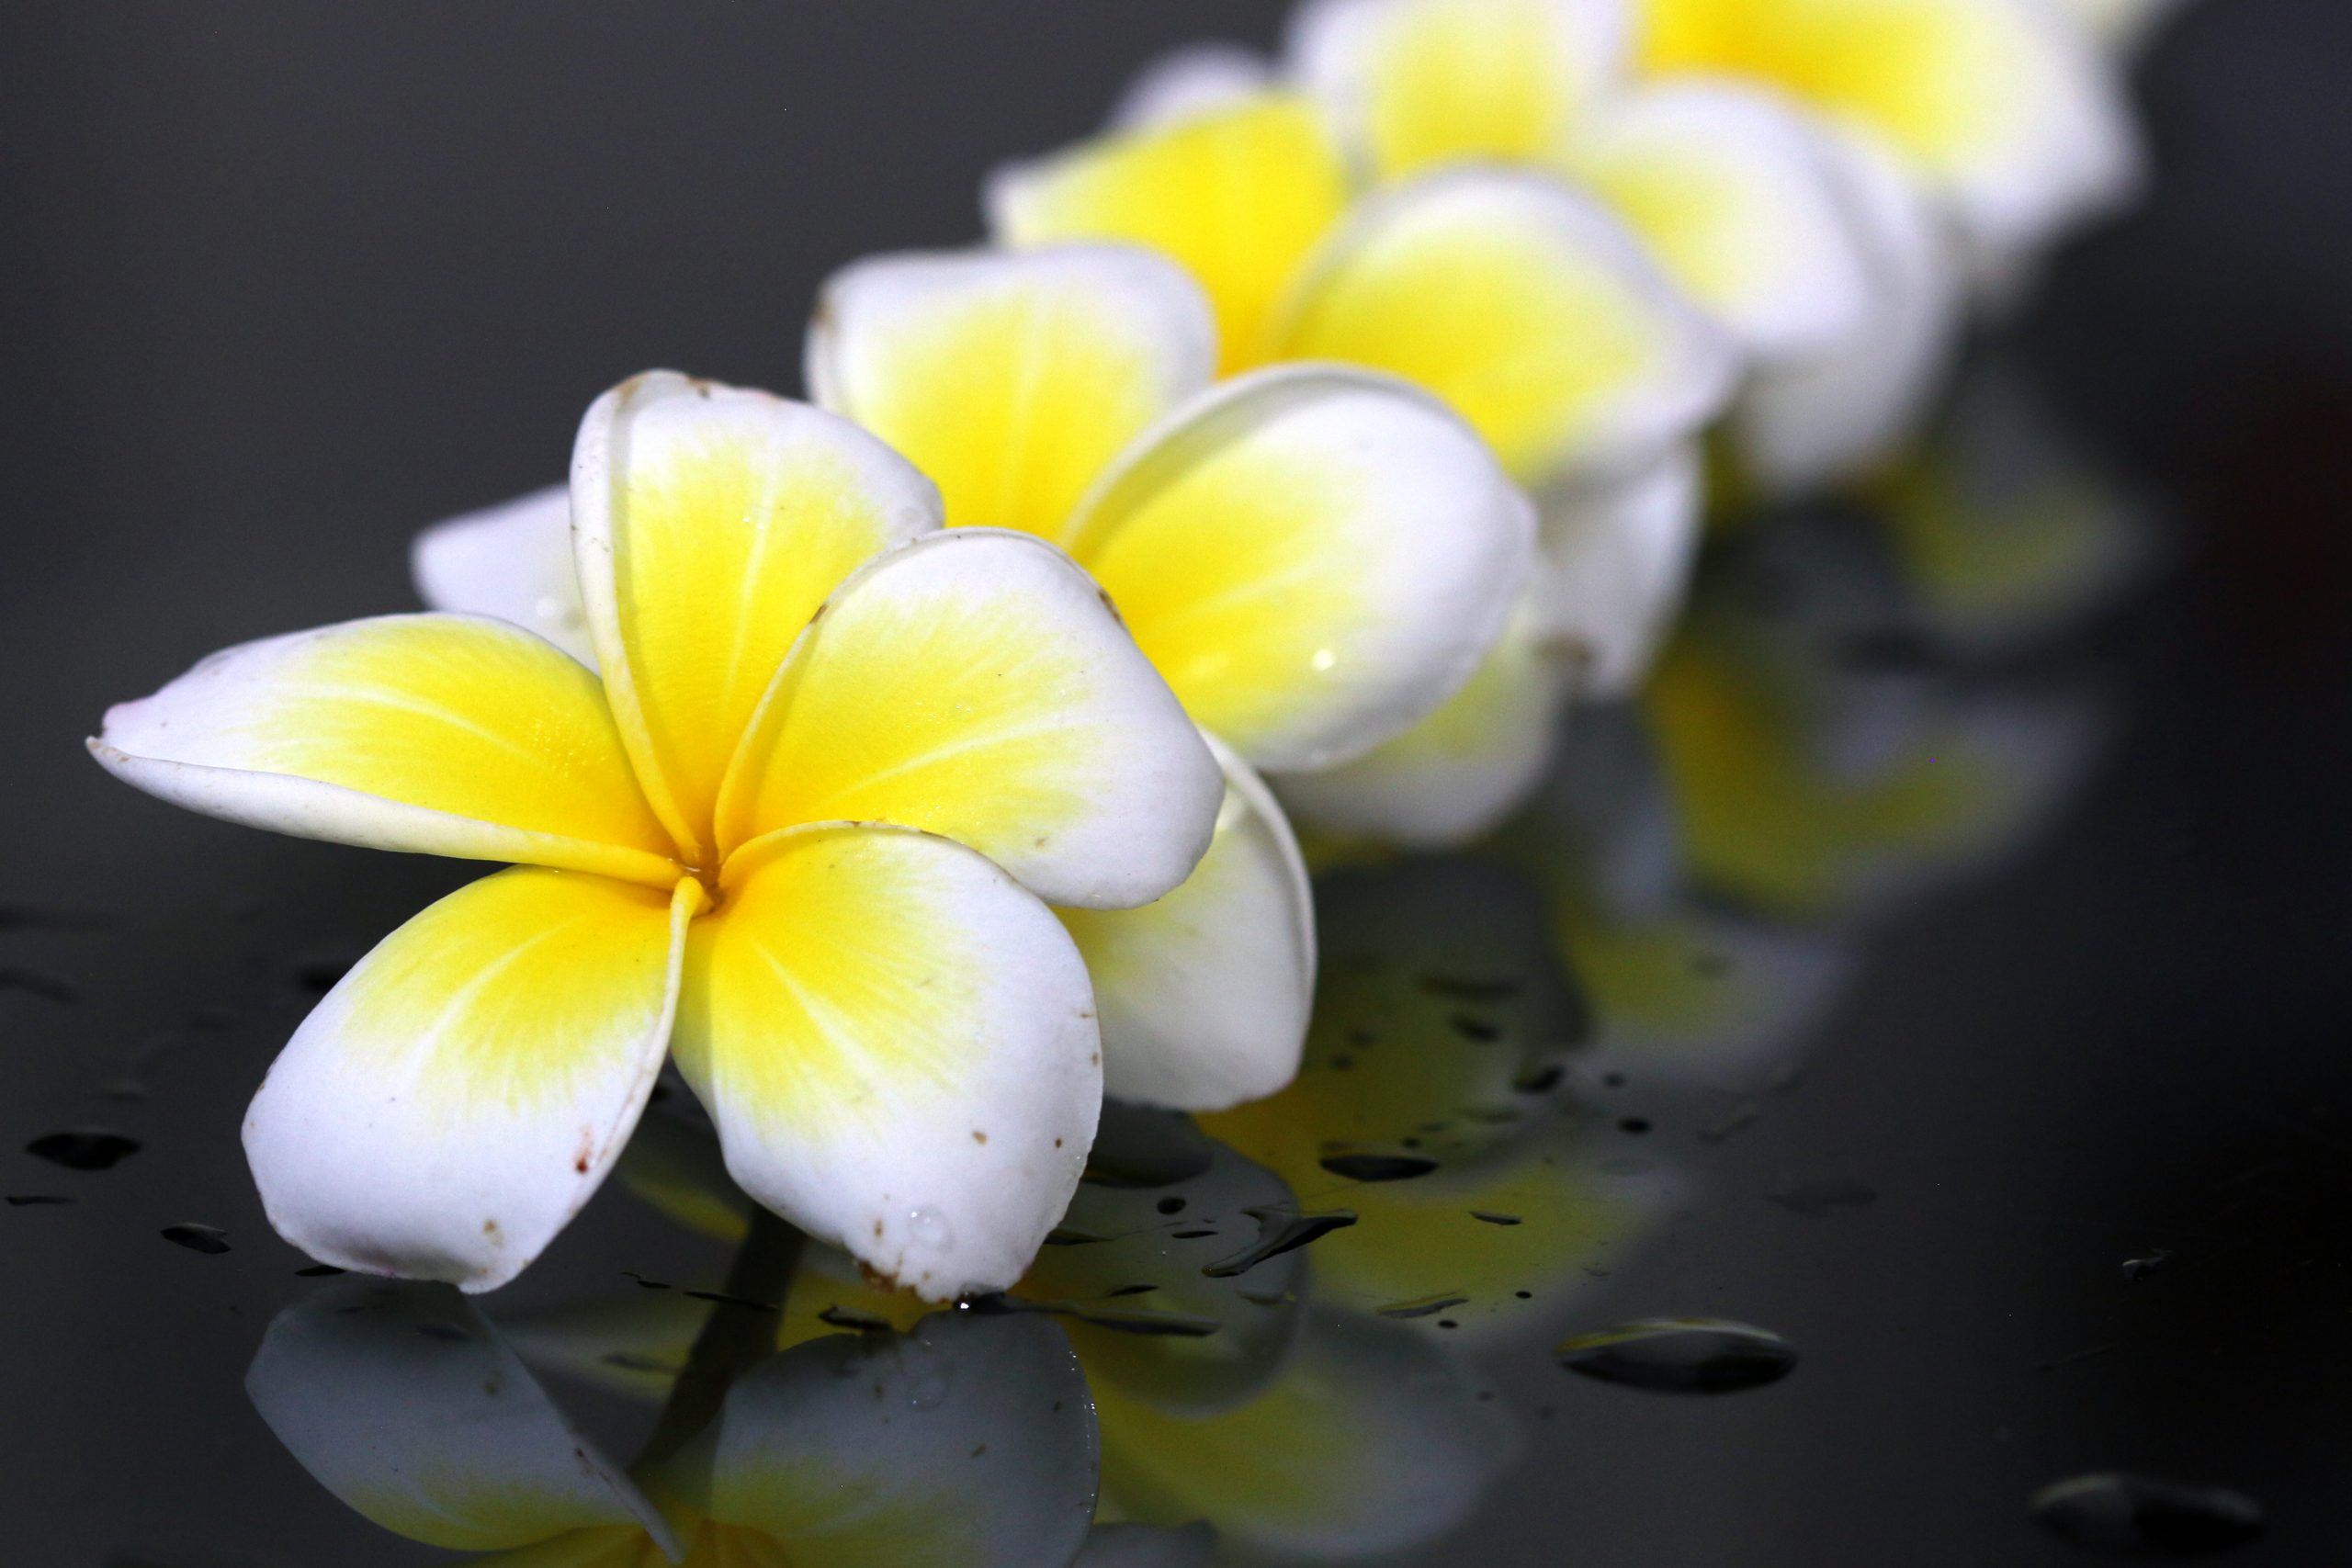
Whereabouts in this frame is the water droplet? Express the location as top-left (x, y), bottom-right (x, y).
top-left (6, 1195), bottom-right (72, 1207)
top-left (1201, 1207), bottom-right (1358, 1278)
top-left (819, 1304), bottom-right (893, 1333)
top-left (1769, 1177), bottom-right (1878, 1216)
top-left (1310, 648), bottom-right (1337, 671)
top-left (1471, 1211), bottom-right (1522, 1225)
top-left (907, 1207), bottom-right (952, 1247)
top-left (1555, 1318), bottom-right (1798, 1393)
top-left (2030, 1472), bottom-right (2266, 1556)
top-left (1318, 1153), bottom-right (1441, 1182)
top-left (27, 1130), bottom-right (140, 1170)
top-left (1377, 1292), bottom-right (1470, 1320)
top-left (2122, 1248), bottom-right (2171, 1282)
top-left (160, 1223), bottom-right (231, 1256)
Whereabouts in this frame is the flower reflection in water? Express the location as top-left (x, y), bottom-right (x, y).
top-left (250, 352), bottom-right (2145, 1564)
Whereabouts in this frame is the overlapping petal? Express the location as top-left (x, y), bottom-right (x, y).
top-left (1636, 0), bottom-right (2140, 272)
top-left (1110, 43), bottom-right (1276, 130)
top-left (1727, 125), bottom-right (1962, 494)
top-left (1531, 440), bottom-right (1704, 698)
top-left (1288, 0), bottom-right (1632, 179)
top-left (716, 529), bottom-right (1220, 908)
top-left (669, 824), bottom-right (1101, 1300)
top-left (1057, 737), bottom-right (1315, 1112)
top-left (988, 94), bottom-right (1352, 373)
top-left (243, 867), bottom-right (695, 1292)
top-left (1272, 601), bottom-right (1576, 849)
top-left (1065, 366), bottom-right (1534, 772)
top-left (571, 372), bottom-right (943, 865)
top-left (1569, 81), bottom-right (1880, 364)
top-left (1270, 169), bottom-right (1736, 487)
top-left (807, 246), bottom-right (1216, 538)
top-left (411, 486), bottom-right (596, 667)
top-left (90, 614), bottom-right (677, 887)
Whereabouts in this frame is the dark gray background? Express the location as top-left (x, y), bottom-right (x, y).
top-left (3, 2), bottom-right (2348, 1562)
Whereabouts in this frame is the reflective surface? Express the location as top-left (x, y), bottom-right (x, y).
top-left (6, 3), bottom-right (2349, 1563)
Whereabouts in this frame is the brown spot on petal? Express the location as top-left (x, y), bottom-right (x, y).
top-left (972, 1130), bottom-right (988, 1145)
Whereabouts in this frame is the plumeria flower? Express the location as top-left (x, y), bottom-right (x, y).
top-left (982, 56), bottom-right (1736, 847)
top-left (420, 248), bottom-right (1534, 1112)
top-left (92, 372), bottom-right (1227, 1298)
top-left (1279, 0), bottom-right (1964, 500)
top-left (1632, 0), bottom-right (2142, 297)
top-left (249, 1280), bottom-right (1102, 1566)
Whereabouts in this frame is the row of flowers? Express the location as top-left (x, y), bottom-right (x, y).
top-left (90, 0), bottom-right (2185, 1302)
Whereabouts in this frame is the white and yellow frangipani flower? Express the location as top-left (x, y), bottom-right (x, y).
top-left (985, 91), bottom-right (1734, 499)
top-left (418, 252), bottom-right (1531, 1112)
top-left (1278, 0), bottom-right (1965, 496)
top-left (94, 371), bottom-right (1227, 1299)
top-left (1634, 0), bottom-right (2142, 290)
top-left (808, 244), bottom-right (1534, 1110)
top-left (1289, 0), bottom-right (1877, 358)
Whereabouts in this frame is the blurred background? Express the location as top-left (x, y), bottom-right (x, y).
top-left (3, 2), bottom-right (2349, 1562)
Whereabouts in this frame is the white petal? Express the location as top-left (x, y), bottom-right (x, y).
top-left (1273, 168), bottom-right (1737, 489)
top-left (246, 1280), bottom-right (677, 1554)
top-left (1109, 42), bottom-right (1276, 130)
top-left (244, 869), bottom-right (693, 1292)
top-left (676, 1311), bottom-right (1101, 1567)
top-left (673, 823), bottom-right (1102, 1301)
top-left (410, 486), bottom-right (596, 668)
top-left (1271, 599), bottom-right (1574, 849)
top-left (1065, 364), bottom-right (1536, 772)
top-left (1945, 0), bottom-right (2145, 288)
top-left (1573, 81), bottom-right (1881, 364)
top-left (1730, 126), bottom-right (1964, 496)
top-left (1286, 0), bottom-right (1633, 177)
top-left (1059, 737), bottom-right (1314, 1112)
top-left (806, 245), bottom-right (1216, 540)
top-left (1532, 441), bottom-right (1703, 699)
top-left (570, 371), bottom-right (944, 867)
top-left (716, 528), bottom-right (1223, 911)
top-left (90, 614), bottom-right (678, 888)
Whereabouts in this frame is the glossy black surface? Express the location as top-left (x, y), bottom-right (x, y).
top-left (5, 3), bottom-right (2349, 1562)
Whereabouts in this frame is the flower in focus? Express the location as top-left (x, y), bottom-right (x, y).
top-left (421, 248), bottom-right (1534, 1111)
top-left (92, 372), bottom-right (1225, 1298)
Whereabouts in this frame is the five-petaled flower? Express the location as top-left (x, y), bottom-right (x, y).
top-left (418, 247), bottom-right (1534, 1114)
top-left (90, 372), bottom-right (1227, 1298)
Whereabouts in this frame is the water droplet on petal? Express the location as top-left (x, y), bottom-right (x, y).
top-left (908, 1207), bottom-right (952, 1247)
top-left (1555, 1317), bottom-right (1798, 1393)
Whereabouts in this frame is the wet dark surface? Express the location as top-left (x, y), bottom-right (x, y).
top-left (5, 2), bottom-right (2351, 1563)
